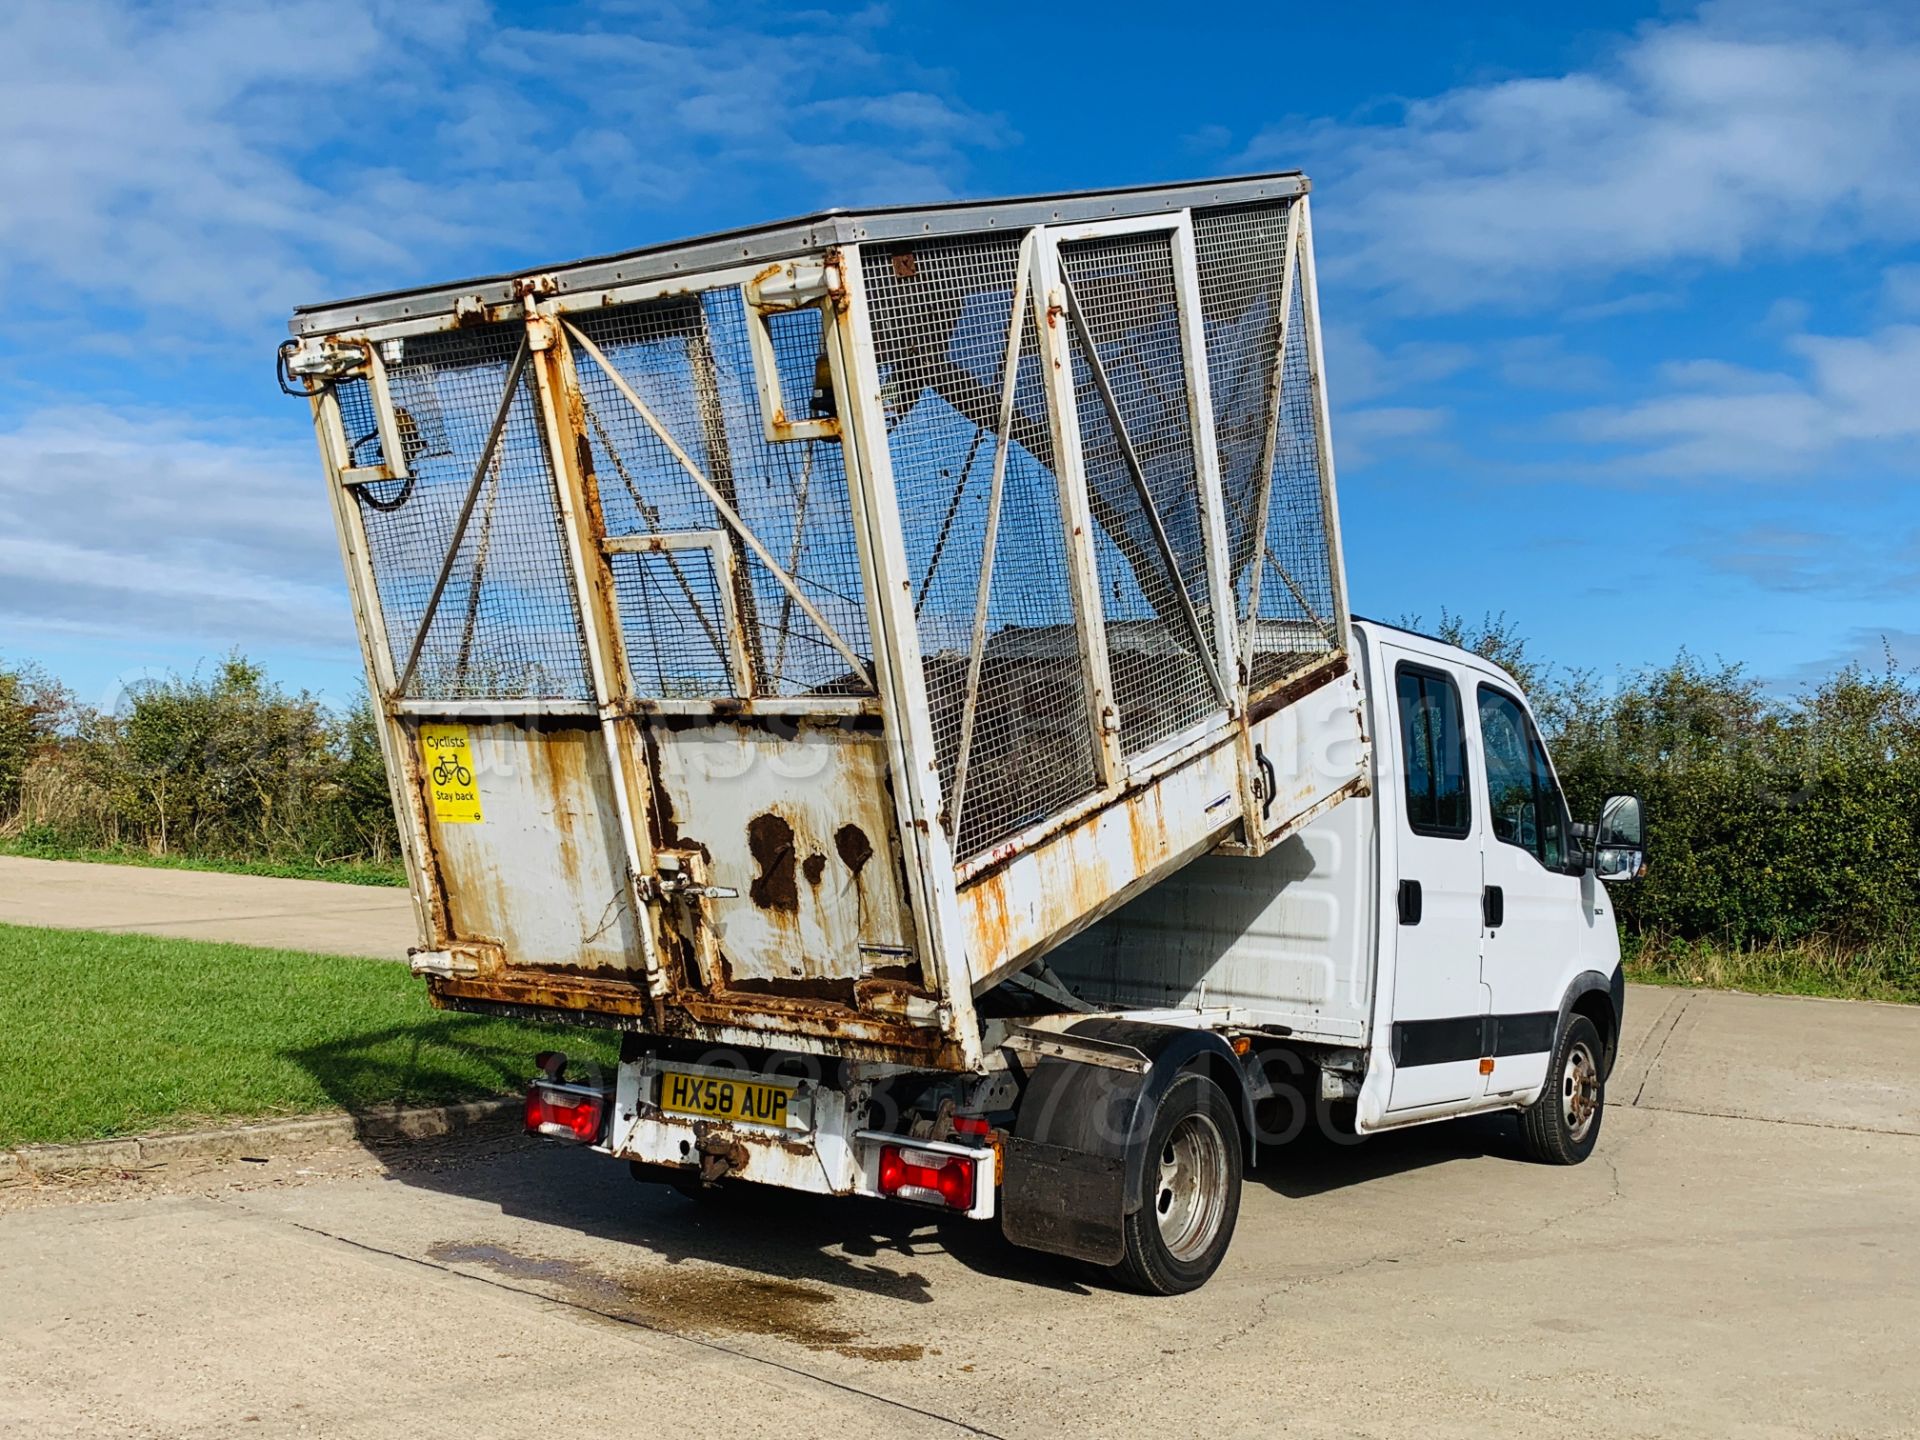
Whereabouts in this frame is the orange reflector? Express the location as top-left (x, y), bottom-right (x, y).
top-left (1230, 1035), bottom-right (1252, 1056)
top-left (1479, 1057), bottom-right (1495, 1075)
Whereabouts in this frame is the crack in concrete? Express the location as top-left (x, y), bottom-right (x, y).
top-left (1631, 993), bottom-right (1693, 1107)
top-left (252, 1208), bottom-right (1005, 1439)
top-left (1631, 1102), bottom-right (1920, 1138)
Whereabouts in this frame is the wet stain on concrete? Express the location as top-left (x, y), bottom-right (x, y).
top-left (425, 1240), bottom-right (923, 1363)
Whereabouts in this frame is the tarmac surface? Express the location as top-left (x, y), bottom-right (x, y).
top-left (0, 854), bottom-right (416, 959)
top-left (2, 983), bottom-right (1915, 1438)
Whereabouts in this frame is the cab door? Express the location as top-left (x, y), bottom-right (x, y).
top-left (1472, 680), bottom-right (1584, 1097)
top-left (1381, 646), bottom-right (1490, 1111)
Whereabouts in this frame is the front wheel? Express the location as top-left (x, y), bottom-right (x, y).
top-left (1112, 1071), bottom-right (1243, 1295)
top-left (1519, 1014), bottom-right (1605, 1165)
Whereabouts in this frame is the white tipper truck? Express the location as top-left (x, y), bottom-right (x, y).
top-left (283, 172), bottom-right (1646, 1293)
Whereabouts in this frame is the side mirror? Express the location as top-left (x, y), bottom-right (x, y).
top-left (1594, 793), bottom-right (1645, 881)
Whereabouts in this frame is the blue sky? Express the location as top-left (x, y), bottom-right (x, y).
top-left (1, 0), bottom-right (1915, 711)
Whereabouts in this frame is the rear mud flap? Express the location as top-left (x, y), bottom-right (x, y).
top-left (1000, 1137), bottom-right (1127, 1266)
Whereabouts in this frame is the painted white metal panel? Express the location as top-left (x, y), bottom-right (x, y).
top-left (649, 720), bottom-right (917, 988)
top-left (421, 720), bottom-right (641, 972)
top-left (1048, 789), bottom-right (1376, 1042)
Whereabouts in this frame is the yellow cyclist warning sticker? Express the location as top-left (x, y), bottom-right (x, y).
top-left (420, 724), bottom-right (484, 823)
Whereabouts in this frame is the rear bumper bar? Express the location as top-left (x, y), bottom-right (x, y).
top-left (595, 1057), bottom-right (995, 1218)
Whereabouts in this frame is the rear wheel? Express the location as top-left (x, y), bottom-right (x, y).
top-left (1519, 1014), bottom-right (1605, 1165)
top-left (1112, 1071), bottom-right (1242, 1295)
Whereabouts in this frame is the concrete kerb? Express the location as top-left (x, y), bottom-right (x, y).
top-left (1, 1097), bottom-right (521, 1185)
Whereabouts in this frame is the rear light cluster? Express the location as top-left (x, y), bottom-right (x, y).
top-left (878, 1144), bottom-right (977, 1210)
top-left (525, 1082), bottom-right (606, 1144)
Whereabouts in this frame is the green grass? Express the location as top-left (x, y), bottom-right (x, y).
top-left (0, 835), bottom-right (407, 887)
top-left (1624, 935), bottom-right (1920, 1005)
top-left (0, 923), bottom-right (617, 1149)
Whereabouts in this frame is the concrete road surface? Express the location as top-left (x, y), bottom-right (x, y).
top-left (0, 854), bottom-right (416, 959)
top-left (2, 985), bottom-right (1916, 1439)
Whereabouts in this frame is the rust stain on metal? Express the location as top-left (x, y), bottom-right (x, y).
top-left (833, 822), bottom-right (873, 878)
top-left (891, 251), bottom-right (917, 279)
top-left (746, 811), bottom-right (799, 913)
top-left (801, 852), bottom-right (826, 886)
top-left (1246, 651), bottom-right (1347, 724)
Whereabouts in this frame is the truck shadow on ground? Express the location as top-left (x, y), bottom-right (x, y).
top-left (288, 1023), bottom-right (1526, 1305)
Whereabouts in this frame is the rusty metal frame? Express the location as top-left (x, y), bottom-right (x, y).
top-left (834, 240), bottom-right (986, 1069)
top-left (524, 306), bottom-right (672, 997)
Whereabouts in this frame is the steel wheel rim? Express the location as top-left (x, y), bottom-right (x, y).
top-left (1155, 1111), bottom-right (1230, 1262)
top-left (1563, 1040), bottom-right (1600, 1141)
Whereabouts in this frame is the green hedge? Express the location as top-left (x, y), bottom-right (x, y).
top-left (1428, 613), bottom-right (1920, 952)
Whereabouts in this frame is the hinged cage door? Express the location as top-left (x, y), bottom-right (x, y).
top-left (1039, 216), bottom-right (1237, 769)
top-left (554, 283), bottom-right (931, 1016)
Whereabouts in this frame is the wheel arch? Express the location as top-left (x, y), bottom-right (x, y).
top-left (1557, 968), bottom-right (1623, 1078)
top-left (999, 1019), bottom-right (1264, 1266)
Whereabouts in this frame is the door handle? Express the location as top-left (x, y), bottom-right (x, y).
top-left (1255, 744), bottom-right (1277, 820)
top-left (1398, 879), bottom-right (1423, 926)
top-left (1483, 884), bottom-right (1504, 929)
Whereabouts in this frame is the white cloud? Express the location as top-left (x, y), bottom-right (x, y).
top-left (1565, 323), bottom-right (1920, 475)
top-left (0, 1), bottom-right (1004, 329)
top-left (0, 407), bottom-right (349, 650)
top-left (1334, 405), bottom-right (1451, 470)
top-left (1249, 1), bottom-right (1920, 310)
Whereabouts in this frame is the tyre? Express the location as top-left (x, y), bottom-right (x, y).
top-left (1112, 1071), bottom-right (1243, 1295)
top-left (1519, 1013), bottom-right (1605, 1165)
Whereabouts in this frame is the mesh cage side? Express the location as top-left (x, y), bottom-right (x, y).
top-left (1060, 232), bottom-right (1221, 757)
top-left (607, 549), bottom-right (736, 698)
top-left (356, 323), bottom-right (593, 700)
top-left (1190, 201), bottom-right (1290, 620)
top-left (863, 235), bottom-right (1101, 858)
top-left (567, 288), bottom-right (874, 698)
top-left (1250, 260), bottom-right (1339, 687)
top-left (335, 376), bottom-right (385, 469)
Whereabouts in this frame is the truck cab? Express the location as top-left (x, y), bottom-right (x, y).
top-left (1351, 618), bottom-right (1631, 1130)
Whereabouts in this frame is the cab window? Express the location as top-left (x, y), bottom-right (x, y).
top-left (1477, 684), bottom-right (1569, 869)
top-left (1395, 663), bottom-right (1470, 838)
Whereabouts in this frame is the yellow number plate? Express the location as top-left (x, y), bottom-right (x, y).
top-left (657, 1070), bottom-right (797, 1128)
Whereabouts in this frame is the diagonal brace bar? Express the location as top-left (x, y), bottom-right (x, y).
top-left (948, 233), bottom-right (1035, 838)
top-left (1057, 266), bottom-right (1230, 708)
top-left (562, 319), bottom-right (874, 690)
top-left (396, 336), bottom-right (530, 697)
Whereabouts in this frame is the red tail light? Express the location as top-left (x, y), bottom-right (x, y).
top-left (525, 1082), bottom-right (606, 1144)
top-left (878, 1144), bottom-right (976, 1210)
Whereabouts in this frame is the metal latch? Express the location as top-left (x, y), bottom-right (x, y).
top-left (649, 851), bottom-right (738, 903)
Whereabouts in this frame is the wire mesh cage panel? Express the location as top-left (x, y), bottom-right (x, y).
top-left (864, 235), bottom-right (1102, 858)
top-left (608, 547), bottom-right (737, 698)
top-left (1191, 200), bottom-right (1338, 690)
top-left (568, 289), bottom-right (874, 698)
top-left (1248, 256), bottom-right (1339, 687)
top-left (355, 323), bottom-right (593, 700)
top-left (1060, 232), bottom-right (1223, 757)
